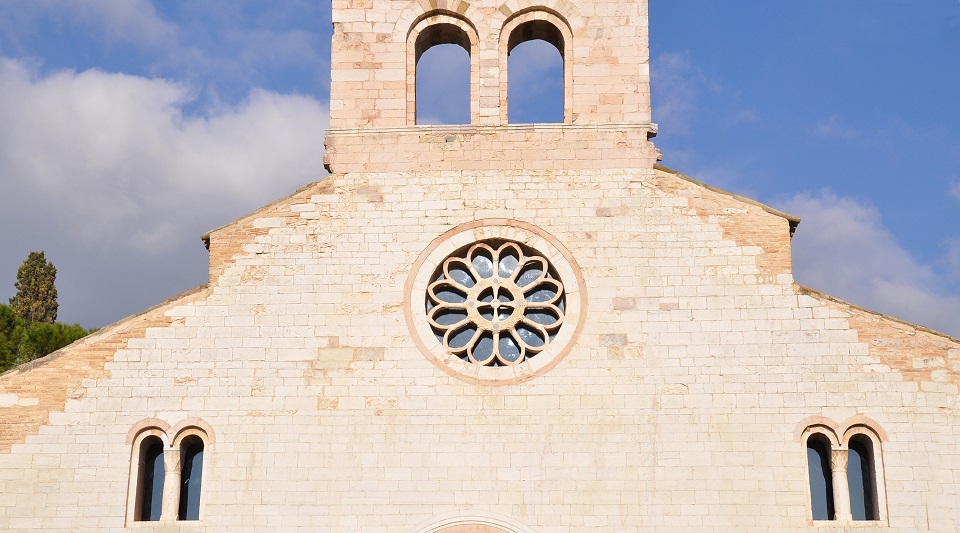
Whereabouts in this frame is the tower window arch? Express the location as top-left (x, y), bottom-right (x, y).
top-left (500, 10), bottom-right (573, 124)
top-left (407, 14), bottom-right (479, 125)
top-left (798, 418), bottom-right (888, 524)
top-left (843, 426), bottom-right (886, 522)
top-left (805, 432), bottom-right (836, 521)
top-left (128, 427), bottom-right (168, 523)
top-left (126, 418), bottom-right (214, 525)
top-left (137, 436), bottom-right (165, 521)
top-left (178, 435), bottom-right (205, 520)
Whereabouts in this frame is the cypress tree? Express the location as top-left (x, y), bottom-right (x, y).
top-left (9, 251), bottom-right (58, 325)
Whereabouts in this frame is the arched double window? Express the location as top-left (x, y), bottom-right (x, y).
top-left (135, 433), bottom-right (166, 521)
top-left (500, 10), bottom-right (572, 124)
top-left (127, 420), bottom-right (212, 524)
top-left (805, 432), bottom-right (835, 521)
top-left (176, 432), bottom-right (206, 521)
top-left (845, 430), bottom-right (881, 521)
top-left (800, 420), bottom-right (887, 524)
top-left (408, 13), bottom-right (479, 125)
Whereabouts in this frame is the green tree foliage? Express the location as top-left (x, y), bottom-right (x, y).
top-left (9, 251), bottom-right (58, 325)
top-left (0, 305), bottom-right (18, 370)
top-left (0, 304), bottom-right (94, 373)
top-left (1, 253), bottom-right (96, 372)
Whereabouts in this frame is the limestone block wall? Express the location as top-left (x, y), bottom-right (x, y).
top-left (323, 124), bottom-right (658, 176)
top-left (1, 165), bottom-right (959, 531)
top-left (328, 0), bottom-right (651, 128)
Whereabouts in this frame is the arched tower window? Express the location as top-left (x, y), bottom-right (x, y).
top-left (407, 14), bottom-right (479, 125)
top-left (178, 434), bottom-right (205, 521)
top-left (127, 418), bottom-right (214, 525)
top-left (136, 435), bottom-right (165, 522)
top-left (500, 11), bottom-right (573, 124)
top-left (806, 432), bottom-right (836, 521)
top-left (507, 21), bottom-right (563, 123)
top-left (799, 418), bottom-right (887, 524)
top-left (844, 423), bottom-right (887, 520)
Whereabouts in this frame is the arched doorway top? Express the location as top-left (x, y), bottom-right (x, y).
top-left (410, 510), bottom-right (536, 533)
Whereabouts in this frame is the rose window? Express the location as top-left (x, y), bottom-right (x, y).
top-left (426, 240), bottom-right (565, 366)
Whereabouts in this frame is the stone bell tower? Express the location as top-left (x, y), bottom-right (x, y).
top-left (324, 0), bottom-right (660, 175)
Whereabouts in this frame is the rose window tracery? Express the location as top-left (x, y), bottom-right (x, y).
top-left (426, 240), bottom-right (565, 366)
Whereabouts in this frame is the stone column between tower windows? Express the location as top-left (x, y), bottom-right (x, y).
top-left (831, 447), bottom-right (852, 521)
top-left (161, 448), bottom-right (182, 522)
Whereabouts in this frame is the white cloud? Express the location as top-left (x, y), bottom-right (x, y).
top-left (75, 0), bottom-right (175, 45)
top-left (1, 0), bottom-right (175, 47)
top-left (779, 191), bottom-right (960, 336)
top-left (416, 44), bottom-right (471, 125)
top-left (947, 238), bottom-right (960, 281)
top-left (0, 57), bottom-right (329, 252)
top-left (950, 181), bottom-right (960, 201)
top-left (815, 115), bottom-right (865, 141)
top-left (651, 51), bottom-right (697, 133)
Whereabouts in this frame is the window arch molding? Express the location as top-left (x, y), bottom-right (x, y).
top-left (498, 8), bottom-right (573, 124)
top-left (125, 418), bottom-right (171, 445)
top-left (406, 12), bottom-right (480, 125)
top-left (170, 417), bottom-right (217, 446)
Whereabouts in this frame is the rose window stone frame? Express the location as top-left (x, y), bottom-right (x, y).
top-left (405, 220), bottom-right (586, 385)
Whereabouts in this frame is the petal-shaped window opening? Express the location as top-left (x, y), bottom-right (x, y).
top-left (526, 308), bottom-right (562, 328)
top-left (498, 333), bottom-right (523, 362)
top-left (470, 248), bottom-right (495, 278)
top-left (473, 332), bottom-right (495, 363)
top-left (429, 282), bottom-right (468, 304)
top-left (447, 323), bottom-right (477, 351)
top-left (525, 279), bottom-right (562, 304)
top-left (430, 307), bottom-right (468, 327)
top-left (516, 262), bottom-right (545, 287)
top-left (498, 246), bottom-right (522, 278)
top-left (445, 260), bottom-right (476, 287)
top-left (516, 322), bottom-right (547, 348)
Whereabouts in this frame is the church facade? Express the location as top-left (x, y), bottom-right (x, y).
top-left (2, 1), bottom-right (959, 531)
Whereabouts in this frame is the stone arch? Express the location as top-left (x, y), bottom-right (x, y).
top-left (394, 0), bottom-right (483, 40)
top-left (498, 8), bottom-right (574, 123)
top-left (411, 510), bottom-right (536, 533)
top-left (406, 11), bottom-right (481, 125)
top-left (799, 422), bottom-right (840, 522)
top-left (124, 418), bottom-right (216, 525)
top-left (491, 1), bottom-right (584, 31)
top-left (794, 416), bottom-right (840, 444)
top-left (125, 424), bottom-right (169, 524)
top-left (126, 418), bottom-right (171, 445)
top-left (170, 417), bottom-right (217, 446)
top-left (840, 419), bottom-right (888, 522)
top-left (839, 415), bottom-right (888, 442)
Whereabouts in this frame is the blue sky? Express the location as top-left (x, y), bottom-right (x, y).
top-left (0, 1), bottom-right (957, 337)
